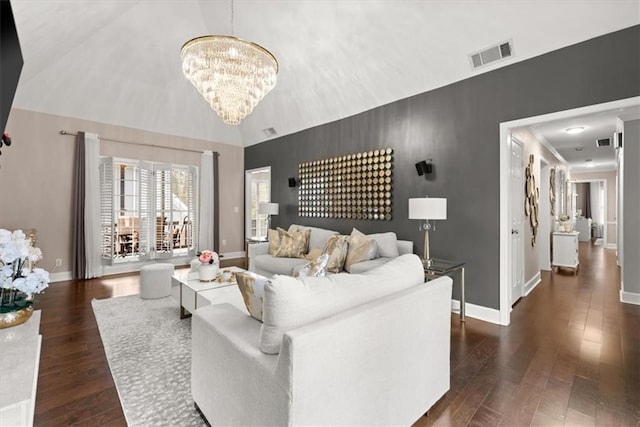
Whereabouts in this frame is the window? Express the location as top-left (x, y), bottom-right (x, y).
top-left (245, 167), bottom-right (271, 240)
top-left (100, 157), bottom-right (197, 263)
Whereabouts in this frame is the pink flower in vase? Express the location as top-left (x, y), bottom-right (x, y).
top-left (198, 250), bottom-right (219, 265)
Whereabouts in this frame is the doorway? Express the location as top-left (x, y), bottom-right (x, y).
top-left (499, 96), bottom-right (639, 326)
top-left (244, 167), bottom-right (272, 240)
top-left (568, 179), bottom-right (608, 246)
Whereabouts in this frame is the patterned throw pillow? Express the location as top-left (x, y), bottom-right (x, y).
top-left (344, 228), bottom-right (376, 272)
top-left (236, 271), bottom-right (270, 322)
top-left (322, 235), bottom-right (349, 273)
top-left (297, 253), bottom-right (329, 278)
top-left (267, 228), bottom-right (280, 256)
top-left (305, 247), bottom-right (323, 261)
top-left (274, 227), bottom-right (310, 258)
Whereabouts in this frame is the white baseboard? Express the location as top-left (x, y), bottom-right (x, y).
top-left (451, 300), bottom-right (501, 324)
top-left (49, 253), bottom-right (246, 283)
top-left (49, 271), bottom-right (73, 283)
top-left (524, 272), bottom-right (542, 296)
top-left (605, 243), bottom-right (617, 250)
top-left (221, 251), bottom-right (245, 260)
top-left (620, 290), bottom-right (640, 305)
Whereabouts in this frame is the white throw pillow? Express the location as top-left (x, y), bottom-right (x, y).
top-left (367, 232), bottom-right (400, 258)
top-left (297, 253), bottom-right (330, 278)
top-left (259, 254), bottom-right (424, 354)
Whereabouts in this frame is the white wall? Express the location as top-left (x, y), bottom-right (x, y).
top-left (511, 128), bottom-right (568, 286)
top-left (0, 108), bottom-right (245, 278)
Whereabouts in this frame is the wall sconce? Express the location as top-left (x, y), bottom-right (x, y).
top-left (415, 160), bottom-right (432, 176)
top-left (288, 177), bottom-right (297, 188)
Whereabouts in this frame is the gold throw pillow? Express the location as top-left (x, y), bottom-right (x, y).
top-left (322, 235), bottom-right (349, 273)
top-left (274, 228), bottom-right (310, 258)
top-left (306, 247), bottom-right (323, 261)
top-left (236, 272), bottom-right (270, 321)
top-left (345, 228), bottom-right (374, 272)
top-left (267, 229), bottom-right (280, 256)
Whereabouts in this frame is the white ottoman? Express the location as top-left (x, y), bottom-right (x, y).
top-left (140, 263), bottom-right (174, 299)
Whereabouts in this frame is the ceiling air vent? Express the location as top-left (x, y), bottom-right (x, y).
top-left (469, 39), bottom-right (514, 70)
top-left (596, 138), bottom-right (611, 147)
top-left (263, 127), bottom-right (277, 137)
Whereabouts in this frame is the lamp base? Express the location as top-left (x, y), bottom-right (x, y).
top-left (422, 229), bottom-right (431, 268)
top-left (422, 257), bottom-right (434, 268)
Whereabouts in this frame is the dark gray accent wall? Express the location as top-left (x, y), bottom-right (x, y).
top-left (623, 119), bottom-right (640, 296)
top-left (1, 0), bottom-right (24, 132)
top-left (245, 25), bottom-right (640, 310)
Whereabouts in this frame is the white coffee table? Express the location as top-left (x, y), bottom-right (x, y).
top-left (0, 310), bottom-right (41, 427)
top-left (174, 266), bottom-right (247, 319)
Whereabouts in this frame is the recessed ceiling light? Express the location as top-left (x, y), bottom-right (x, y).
top-left (566, 127), bottom-right (585, 134)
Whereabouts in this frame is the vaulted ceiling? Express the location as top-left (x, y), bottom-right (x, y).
top-left (9, 1), bottom-right (640, 148)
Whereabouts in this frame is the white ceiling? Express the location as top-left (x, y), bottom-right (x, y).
top-left (9, 0), bottom-right (640, 148)
top-left (529, 105), bottom-right (640, 173)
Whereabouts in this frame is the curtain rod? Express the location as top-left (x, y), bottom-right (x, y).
top-left (59, 130), bottom-right (219, 156)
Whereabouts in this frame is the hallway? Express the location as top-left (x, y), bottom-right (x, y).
top-left (420, 243), bottom-right (639, 426)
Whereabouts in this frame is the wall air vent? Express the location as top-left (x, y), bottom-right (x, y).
top-left (596, 138), bottom-right (611, 147)
top-left (469, 39), bottom-right (514, 70)
top-left (263, 127), bottom-right (277, 137)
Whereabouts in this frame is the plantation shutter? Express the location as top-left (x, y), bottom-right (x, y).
top-left (99, 157), bottom-right (114, 264)
top-left (138, 161), bottom-right (153, 261)
top-left (154, 164), bottom-right (173, 259)
top-left (187, 166), bottom-right (198, 255)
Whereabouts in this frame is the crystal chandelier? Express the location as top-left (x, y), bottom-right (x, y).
top-left (181, 35), bottom-right (278, 125)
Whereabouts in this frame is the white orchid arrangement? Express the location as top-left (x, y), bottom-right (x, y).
top-left (0, 229), bottom-right (50, 311)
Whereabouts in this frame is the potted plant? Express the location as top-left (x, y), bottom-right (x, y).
top-left (0, 229), bottom-right (50, 328)
top-left (196, 250), bottom-right (219, 282)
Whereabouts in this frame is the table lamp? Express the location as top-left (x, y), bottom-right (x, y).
top-left (408, 197), bottom-right (447, 266)
top-left (258, 202), bottom-right (279, 228)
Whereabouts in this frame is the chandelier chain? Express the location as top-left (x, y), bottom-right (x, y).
top-left (230, 0), bottom-right (234, 35)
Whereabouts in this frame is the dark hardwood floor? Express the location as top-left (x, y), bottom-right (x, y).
top-left (32, 247), bottom-right (638, 426)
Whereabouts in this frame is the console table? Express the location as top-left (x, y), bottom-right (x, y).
top-left (0, 310), bottom-right (42, 427)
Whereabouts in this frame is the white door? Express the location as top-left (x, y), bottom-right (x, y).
top-left (510, 138), bottom-right (524, 305)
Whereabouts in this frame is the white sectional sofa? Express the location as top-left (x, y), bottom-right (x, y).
top-left (191, 254), bottom-right (453, 425)
top-left (248, 223), bottom-right (413, 277)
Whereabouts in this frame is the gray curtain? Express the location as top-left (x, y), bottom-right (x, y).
top-left (72, 131), bottom-right (101, 279)
top-left (72, 133), bottom-right (86, 279)
top-left (575, 182), bottom-right (592, 218)
top-left (584, 183), bottom-right (592, 218)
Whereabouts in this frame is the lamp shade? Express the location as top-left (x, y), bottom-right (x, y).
top-left (258, 202), bottom-right (279, 215)
top-left (408, 198), bottom-right (447, 220)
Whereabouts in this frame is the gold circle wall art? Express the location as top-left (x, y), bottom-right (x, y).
top-left (297, 148), bottom-right (393, 220)
top-left (524, 154), bottom-right (539, 246)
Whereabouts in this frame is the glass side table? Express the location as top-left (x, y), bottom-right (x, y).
top-left (424, 258), bottom-right (466, 322)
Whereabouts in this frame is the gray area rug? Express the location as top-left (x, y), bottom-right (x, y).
top-left (92, 294), bottom-right (206, 426)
